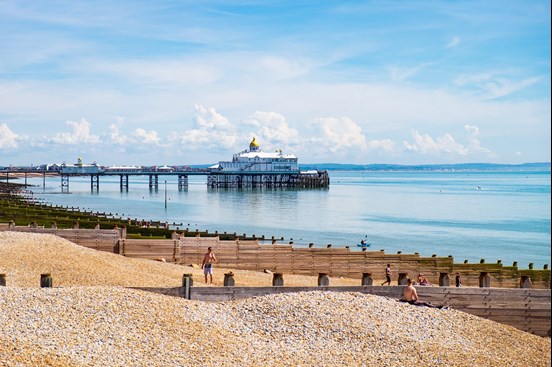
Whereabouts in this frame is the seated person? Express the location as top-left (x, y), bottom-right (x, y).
top-left (417, 273), bottom-right (431, 286)
top-left (401, 278), bottom-right (444, 308)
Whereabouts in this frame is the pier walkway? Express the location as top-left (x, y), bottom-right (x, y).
top-left (1, 167), bottom-right (329, 190)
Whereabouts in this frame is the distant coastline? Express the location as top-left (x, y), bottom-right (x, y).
top-left (183, 162), bottom-right (551, 172)
top-left (298, 162), bottom-right (551, 172)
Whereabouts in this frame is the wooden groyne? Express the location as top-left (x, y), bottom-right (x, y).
top-left (2, 225), bottom-right (549, 289)
top-left (132, 284), bottom-right (550, 337)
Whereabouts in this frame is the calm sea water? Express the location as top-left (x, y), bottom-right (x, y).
top-left (24, 170), bottom-right (551, 268)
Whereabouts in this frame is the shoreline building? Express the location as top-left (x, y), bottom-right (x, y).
top-left (207, 138), bottom-right (329, 188)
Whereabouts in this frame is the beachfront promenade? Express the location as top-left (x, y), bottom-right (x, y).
top-left (1, 224), bottom-right (550, 336)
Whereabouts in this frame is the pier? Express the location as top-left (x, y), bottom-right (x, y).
top-left (2, 139), bottom-right (330, 191)
top-left (1, 167), bottom-right (330, 191)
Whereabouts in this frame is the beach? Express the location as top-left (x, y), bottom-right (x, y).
top-left (1, 231), bottom-right (550, 367)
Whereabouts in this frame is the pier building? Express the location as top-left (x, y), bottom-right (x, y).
top-left (207, 138), bottom-right (329, 188)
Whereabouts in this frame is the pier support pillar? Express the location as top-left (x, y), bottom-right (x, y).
top-left (119, 175), bottom-right (129, 191)
top-left (178, 175), bottom-right (188, 190)
top-left (61, 174), bottom-right (69, 191)
top-left (149, 174), bottom-right (159, 189)
top-left (90, 174), bottom-right (99, 192)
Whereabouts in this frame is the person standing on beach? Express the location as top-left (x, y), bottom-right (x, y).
top-left (202, 247), bottom-right (217, 284)
top-left (455, 272), bottom-right (462, 287)
top-left (382, 264), bottom-right (391, 286)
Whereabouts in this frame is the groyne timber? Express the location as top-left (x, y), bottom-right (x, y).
top-left (1, 226), bottom-right (550, 337)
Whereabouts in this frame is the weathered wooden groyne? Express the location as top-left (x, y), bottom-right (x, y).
top-left (2, 224), bottom-right (549, 289)
top-left (139, 285), bottom-right (549, 337)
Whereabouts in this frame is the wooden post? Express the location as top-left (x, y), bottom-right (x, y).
top-left (40, 273), bottom-right (53, 288)
top-left (0, 274), bottom-right (6, 286)
top-left (439, 272), bottom-right (450, 287)
top-left (182, 274), bottom-right (193, 299)
top-left (398, 272), bottom-right (408, 285)
top-left (361, 273), bottom-right (373, 286)
top-left (479, 272), bottom-right (491, 288)
top-left (224, 272), bottom-right (235, 287)
top-left (520, 276), bottom-right (532, 289)
top-left (318, 273), bottom-right (330, 286)
top-left (272, 273), bottom-right (284, 286)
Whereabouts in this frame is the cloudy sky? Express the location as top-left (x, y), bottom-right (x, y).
top-left (0, 0), bottom-right (550, 166)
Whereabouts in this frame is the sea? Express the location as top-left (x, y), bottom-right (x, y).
top-left (22, 169), bottom-right (551, 269)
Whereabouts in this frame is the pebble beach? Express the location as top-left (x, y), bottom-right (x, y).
top-left (1, 231), bottom-right (550, 367)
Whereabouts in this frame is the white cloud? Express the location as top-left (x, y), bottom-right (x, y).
top-left (0, 123), bottom-right (18, 149)
top-left (402, 128), bottom-right (493, 157)
top-left (132, 128), bottom-right (160, 145)
top-left (106, 119), bottom-right (128, 145)
top-left (171, 105), bottom-right (238, 150)
top-left (464, 124), bottom-right (492, 155)
top-left (307, 117), bottom-right (366, 153)
top-left (403, 130), bottom-right (468, 155)
top-left (464, 124), bottom-right (479, 135)
top-left (244, 111), bottom-right (301, 148)
top-left (194, 104), bottom-right (233, 130)
top-left (51, 119), bottom-right (99, 145)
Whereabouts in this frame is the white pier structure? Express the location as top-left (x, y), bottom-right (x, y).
top-left (29, 139), bottom-right (329, 191)
top-left (207, 138), bottom-right (329, 188)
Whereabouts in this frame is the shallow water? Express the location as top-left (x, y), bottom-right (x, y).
top-left (24, 170), bottom-right (551, 268)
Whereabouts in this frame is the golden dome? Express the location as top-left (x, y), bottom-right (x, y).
top-left (249, 137), bottom-right (260, 148)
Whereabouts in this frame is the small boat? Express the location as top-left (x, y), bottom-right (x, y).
top-left (357, 242), bottom-right (371, 247)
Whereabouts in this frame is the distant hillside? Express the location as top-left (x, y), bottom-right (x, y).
top-left (299, 162), bottom-right (551, 172)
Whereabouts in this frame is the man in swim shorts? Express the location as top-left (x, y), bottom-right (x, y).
top-left (401, 278), bottom-right (445, 308)
top-left (201, 247), bottom-right (217, 284)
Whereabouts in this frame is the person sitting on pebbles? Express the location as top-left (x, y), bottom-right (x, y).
top-left (401, 278), bottom-right (446, 309)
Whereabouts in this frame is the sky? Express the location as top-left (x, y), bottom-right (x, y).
top-left (0, 0), bottom-right (550, 167)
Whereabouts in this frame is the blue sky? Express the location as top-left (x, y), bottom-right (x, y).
top-left (0, 0), bottom-right (550, 166)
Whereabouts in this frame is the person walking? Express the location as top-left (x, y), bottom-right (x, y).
top-left (381, 264), bottom-right (391, 286)
top-left (201, 247), bottom-right (217, 284)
